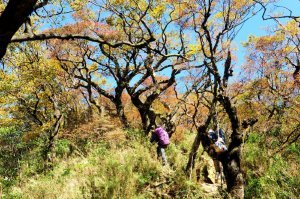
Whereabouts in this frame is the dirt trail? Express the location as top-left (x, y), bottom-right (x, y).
top-left (201, 182), bottom-right (225, 198)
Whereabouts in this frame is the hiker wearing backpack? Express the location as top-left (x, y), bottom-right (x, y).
top-left (208, 128), bottom-right (227, 154)
top-left (207, 128), bottom-right (227, 183)
top-left (150, 124), bottom-right (170, 166)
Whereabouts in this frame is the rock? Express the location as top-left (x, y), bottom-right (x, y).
top-left (198, 152), bottom-right (216, 183)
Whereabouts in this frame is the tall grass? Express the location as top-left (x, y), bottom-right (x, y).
top-left (2, 124), bottom-right (298, 199)
top-left (244, 132), bottom-right (300, 199)
top-left (3, 129), bottom-right (210, 199)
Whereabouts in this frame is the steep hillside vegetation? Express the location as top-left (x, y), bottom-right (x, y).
top-left (1, 116), bottom-right (298, 198)
top-left (1, 117), bottom-right (221, 198)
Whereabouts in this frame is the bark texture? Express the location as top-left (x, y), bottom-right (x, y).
top-left (218, 95), bottom-right (244, 199)
top-left (0, 0), bottom-right (38, 59)
top-left (186, 114), bottom-right (213, 173)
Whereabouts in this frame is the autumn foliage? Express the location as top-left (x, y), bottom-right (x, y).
top-left (0, 0), bottom-right (299, 198)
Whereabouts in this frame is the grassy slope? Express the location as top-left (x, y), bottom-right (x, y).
top-left (3, 124), bottom-right (221, 199)
top-left (1, 118), bottom-right (298, 199)
top-left (243, 132), bottom-right (300, 199)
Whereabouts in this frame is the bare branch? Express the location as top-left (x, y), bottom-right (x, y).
top-left (253, 0), bottom-right (300, 25)
top-left (10, 32), bottom-right (155, 48)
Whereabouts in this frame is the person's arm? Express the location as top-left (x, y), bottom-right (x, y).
top-left (150, 131), bottom-right (157, 143)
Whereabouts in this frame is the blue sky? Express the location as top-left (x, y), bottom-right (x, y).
top-left (233, 0), bottom-right (300, 68)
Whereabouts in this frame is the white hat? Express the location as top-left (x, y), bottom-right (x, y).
top-left (208, 129), bottom-right (214, 133)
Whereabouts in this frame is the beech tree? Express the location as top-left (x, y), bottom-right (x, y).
top-left (241, 22), bottom-right (300, 152)
top-left (182, 0), bottom-right (262, 198)
top-left (253, 0), bottom-right (300, 85)
top-left (0, 42), bottom-right (82, 168)
top-left (43, 0), bottom-right (158, 127)
top-left (46, 0), bottom-right (192, 131)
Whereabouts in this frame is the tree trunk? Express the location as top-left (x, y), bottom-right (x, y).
top-left (162, 114), bottom-right (176, 137)
top-left (217, 95), bottom-right (244, 199)
top-left (115, 99), bottom-right (129, 128)
top-left (293, 64), bottom-right (300, 86)
top-left (140, 111), bottom-right (149, 132)
top-left (113, 86), bottom-right (130, 128)
top-left (219, 148), bottom-right (244, 198)
top-left (185, 125), bottom-right (206, 173)
top-left (42, 114), bottom-right (63, 169)
top-left (130, 96), bottom-right (152, 133)
top-left (0, 0), bottom-right (38, 59)
top-left (146, 108), bottom-right (158, 132)
top-left (186, 114), bottom-right (213, 173)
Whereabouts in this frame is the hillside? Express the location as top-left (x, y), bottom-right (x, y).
top-left (1, 116), bottom-right (299, 198)
top-left (1, 117), bottom-right (224, 199)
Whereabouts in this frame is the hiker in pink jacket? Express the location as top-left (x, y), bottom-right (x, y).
top-left (150, 124), bottom-right (170, 166)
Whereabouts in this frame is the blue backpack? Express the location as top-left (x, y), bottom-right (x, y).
top-left (218, 129), bottom-right (226, 143)
top-left (209, 129), bottom-right (227, 154)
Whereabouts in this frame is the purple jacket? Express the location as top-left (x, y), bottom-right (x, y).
top-left (151, 127), bottom-right (170, 146)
